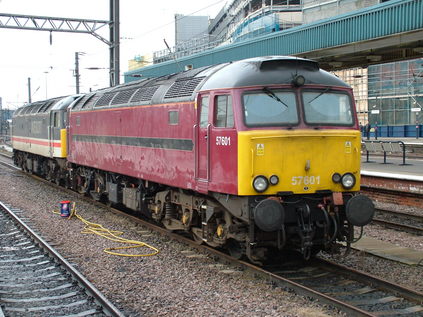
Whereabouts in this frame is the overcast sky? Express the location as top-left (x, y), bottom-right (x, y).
top-left (0, 0), bottom-right (225, 109)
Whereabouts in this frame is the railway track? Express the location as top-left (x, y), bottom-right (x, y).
top-left (0, 201), bottom-right (124, 317)
top-left (372, 208), bottom-right (423, 235)
top-left (105, 208), bottom-right (423, 316)
top-left (2, 153), bottom-right (423, 316)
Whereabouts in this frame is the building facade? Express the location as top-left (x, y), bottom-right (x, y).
top-left (367, 58), bottom-right (423, 126)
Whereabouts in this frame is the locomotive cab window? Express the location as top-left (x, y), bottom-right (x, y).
top-left (199, 96), bottom-right (210, 128)
top-left (242, 90), bottom-right (298, 126)
top-left (214, 95), bottom-right (234, 128)
top-left (53, 112), bottom-right (60, 127)
top-left (303, 90), bottom-right (353, 125)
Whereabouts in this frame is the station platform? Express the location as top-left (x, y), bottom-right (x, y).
top-left (361, 156), bottom-right (423, 180)
top-left (351, 236), bottom-right (423, 266)
top-left (362, 137), bottom-right (423, 145)
top-left (361, 137), bottom-right (423, 180)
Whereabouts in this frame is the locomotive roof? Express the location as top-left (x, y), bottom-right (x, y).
top-left (71, 56), bottom-right (349, 111)
top-left (15, 56), bottom-right (351, 114)
top-left (200, 56), bottom-right (350, 90)
top-left (13, 96), bottom-right (65, 117)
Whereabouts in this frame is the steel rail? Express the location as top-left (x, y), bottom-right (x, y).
top-left (376, 208), bottom-right (423, 222)
top-left (313, 258), bottom-right (423, 303)
top-left (372, 208), bottom-right (423, 235)
top-left (0, 201), bottom-right (124, 317)
top-left (372, 218), bottom-right (423, 235)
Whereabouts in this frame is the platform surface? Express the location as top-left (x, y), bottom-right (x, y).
top-left (361, 156), bottom-right (423, 180)
top-left (351, 236), bottom-right (423, 266)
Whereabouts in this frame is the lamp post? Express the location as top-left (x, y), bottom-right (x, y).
top-left (75, 52), bottom-right (86, 94)
top-left (44, 71), bottom-right (49, 99)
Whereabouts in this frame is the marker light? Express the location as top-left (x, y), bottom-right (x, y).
top-left (332, 173), bottom-right (342, 183)
top-left (269, 175), bottom-right (279, 185)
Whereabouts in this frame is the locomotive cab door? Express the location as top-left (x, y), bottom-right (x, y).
top-left (48, 111), bottom-right (59, 157)
top-left (195, 95), bottom-right (210, 190)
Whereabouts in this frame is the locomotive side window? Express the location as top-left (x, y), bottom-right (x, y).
top-left (303, 90), bottom-right (353, 125)
top-left (53, 112), bottom-right (60, 127)
top-left (168, 111), bottom-right (179, 125)
top-left (214, 95), bottom-right (234, 128)
top-left (242, 90), bottom-right (298, 126)
top-left (199, 96), bottom-right (210, 128)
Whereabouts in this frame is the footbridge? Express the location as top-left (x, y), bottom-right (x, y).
top-left (125, 0), bottom-right (423, 81)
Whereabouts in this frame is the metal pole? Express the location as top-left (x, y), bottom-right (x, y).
top-left (28, 77), bottom-right (31, 103)
top-left (75, 52), bottom-right (80, 94)
top-left (109, 0), bottom-right (120, 86)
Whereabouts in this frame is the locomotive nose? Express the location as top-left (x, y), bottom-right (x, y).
top-left (253, 199), bottom-right (285, 232)
top-left (345, 194), bottom-right (375, 226)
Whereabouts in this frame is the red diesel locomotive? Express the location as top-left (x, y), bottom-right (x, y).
top-left (12, 56), bottom-right (375, 263)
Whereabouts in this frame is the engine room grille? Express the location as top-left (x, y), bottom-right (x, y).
top-left (164, 77), bottom-right (205, 99)
top-left (83, 95), bottom-right (100, 109)
top-left (111, 88), bottom-right (138, 105)
top-left (38, 100), bottom-right (55, 113)
top-left (95, 92), bottom-right (116, 107)
top-left (130, 85), bottom-right (159, 103)
top-left (72, 94), bottom-right (91, 110)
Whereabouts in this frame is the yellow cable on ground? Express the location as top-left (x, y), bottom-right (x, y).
top-left (54, 202), bottom-right (159, 257)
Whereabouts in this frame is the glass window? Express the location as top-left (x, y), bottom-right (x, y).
top-left (242, 90), bottom-right (298, 126)
top-left (214, 95), bottom-right (234, 128)
top-left (168, 111), bottom-right (179, 125)
top-left (303, 90), bottom-right (353, 125)
top-left (200, 96), bottom-right (209, 128)
top-left (53, 112), bottom-right (60, 127)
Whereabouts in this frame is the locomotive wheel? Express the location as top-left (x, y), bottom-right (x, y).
top-left (226, 239), bottom-right (244, 260)
top-left (76, 175), bottom-right (89, 194)
top-left (191, 227), bottom-right (204, 245)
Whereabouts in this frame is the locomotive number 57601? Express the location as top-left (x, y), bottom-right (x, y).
top-left (216, 136), bottom-right (231, 146)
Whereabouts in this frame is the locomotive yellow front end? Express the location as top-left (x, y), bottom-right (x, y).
top-left (230, 72), bottom-right (375, 262)
top-left (238, 129), bottom-right (362, 196)
top-left (237, 129), bottom-right (374, 262)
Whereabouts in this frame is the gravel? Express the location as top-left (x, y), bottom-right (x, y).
top-left (0, 161), bottom-right (341, 317)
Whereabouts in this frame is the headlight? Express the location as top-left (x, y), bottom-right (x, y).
top-left (292, 75), bottom-right (305, 87)
top-left (269, 175), bottom-right (279, 185)
top-left (341, 173), bottom-right (356, 189)
top-left (253, 176), bottom-right (269, 193)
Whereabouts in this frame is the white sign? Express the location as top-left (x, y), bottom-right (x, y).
top-left (371, 110), bottom-right (380, 114)
top-left (411, 107), bottom-right (421, 112)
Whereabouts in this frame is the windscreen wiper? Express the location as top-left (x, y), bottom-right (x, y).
top-left (263, 87), bottom-right (288, 108)
top-left (308, 87), bottom-right (331, 104)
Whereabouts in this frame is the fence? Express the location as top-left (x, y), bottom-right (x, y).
top-left (361, 124), bottom-right (422, 138)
